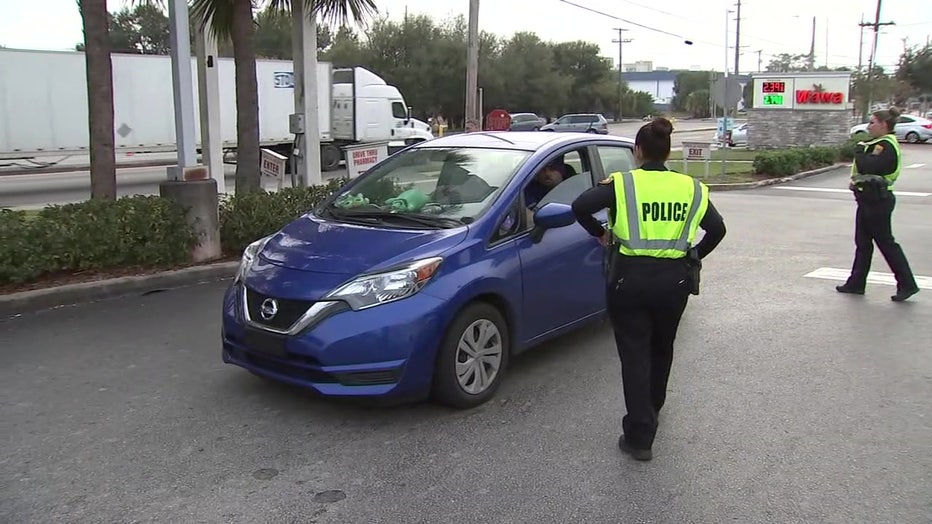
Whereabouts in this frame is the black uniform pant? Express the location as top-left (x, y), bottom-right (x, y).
top-left (606, 256), bottom-right (691, 451)
top-left (846, 193), bottom-right (917, 291)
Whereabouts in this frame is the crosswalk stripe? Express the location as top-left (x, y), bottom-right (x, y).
top-left (805, 267), bottom-right (932, 290)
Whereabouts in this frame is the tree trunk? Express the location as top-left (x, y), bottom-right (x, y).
top-left (79, 0), bottom-right (116, 200)
top-left (231, 0), bottom-right (261, 193)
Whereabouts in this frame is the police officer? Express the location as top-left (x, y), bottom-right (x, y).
top-left (836, 107), bottom-right (919, 302)
top-left (571, 117), bottom-right (726, 461)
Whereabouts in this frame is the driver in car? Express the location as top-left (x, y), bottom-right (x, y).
top-left (525, 159), bottom-right (570, 209)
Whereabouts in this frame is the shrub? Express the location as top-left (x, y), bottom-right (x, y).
top-left (753, 144), bottom-right (848, 177)
top-left (219, 177), bottom-right (349, 255)
top-left (0, 196), bottom-right (196, 285)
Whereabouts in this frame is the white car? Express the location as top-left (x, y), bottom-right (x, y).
top-left (710, 122), bottom-right (748, 146)
top-left (849, 115), bottom-right (932, 143)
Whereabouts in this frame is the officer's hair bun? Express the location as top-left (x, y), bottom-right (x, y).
top-left (648, 117), bottom-right (674, 139)
top-left (887, 107), bottom-right (901, 119)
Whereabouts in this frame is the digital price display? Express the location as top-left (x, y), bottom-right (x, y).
top-left (762, 81), bottom-right (786, 93)
top-left (763, 94), bottom-right (784, 105)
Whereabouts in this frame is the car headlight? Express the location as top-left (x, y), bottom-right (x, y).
top-left (325, 257), bottom-right (443, 310)
top-left (234, 235), bottom-right (272, 283)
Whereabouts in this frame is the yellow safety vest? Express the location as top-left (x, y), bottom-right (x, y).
top-left (608, 169), bottom-right (710, 259)
top-left (850, 133), bottom-right (901, 187)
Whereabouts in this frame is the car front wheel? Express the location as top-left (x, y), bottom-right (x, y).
top-left (432, 302), bottom-right (509, 409)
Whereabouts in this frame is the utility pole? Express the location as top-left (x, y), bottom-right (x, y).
top-left (857, 13), bottom-right (865, 72)
top-left (612, 28), bottom-right (631, 122)
top-left (733, 0), bottom-right (741, 75)
top-left (756, 49), bottom-right (763, 72)
top-left (464, 0), bottom-right (480, 132)
top-left (860, 0), bottom-right (895, 116)
top-left (808, 16), bottom-right (816, 70)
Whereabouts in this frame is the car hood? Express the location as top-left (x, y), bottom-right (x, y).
top-left (258, 213), bottom-right (469, 276)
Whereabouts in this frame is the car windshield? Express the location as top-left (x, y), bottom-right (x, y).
top-left (322, 147), bottom-right (531, 227)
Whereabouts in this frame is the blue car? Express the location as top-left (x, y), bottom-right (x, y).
top-left (221, 131), bottom-right (640, 408)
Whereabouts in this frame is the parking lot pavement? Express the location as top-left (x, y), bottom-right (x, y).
top-left (2, 161), bottom-right (930, 522)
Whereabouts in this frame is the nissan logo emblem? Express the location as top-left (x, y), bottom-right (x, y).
top-left (259, 298), bottom-right (279, 320)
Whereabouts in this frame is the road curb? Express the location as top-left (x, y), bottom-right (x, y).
top-left (707, 163), bottom-right (849, 191)
top-left (0, 160), bottom-right (177, 176)
top-left (1, 261), bottom-right (240, 317)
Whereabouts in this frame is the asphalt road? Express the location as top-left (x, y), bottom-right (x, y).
top-left (2, 146), bottom-right (930, 522)
top-left (0, 122), bottom-right (720, 209)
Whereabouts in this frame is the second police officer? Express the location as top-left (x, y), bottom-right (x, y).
top-left (571, 117), bottom-right (727, 461)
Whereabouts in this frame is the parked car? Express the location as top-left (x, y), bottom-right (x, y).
top-left (508, 112), bottom-right (546, 131)
top-left (221, 131), bottom-right (640, 408)
top-left (849, 114), bottom-right (932, 143)
top-left (540, 113), bottom-right (610, 134)
top-left (711, 122), bottom-right (748, 146)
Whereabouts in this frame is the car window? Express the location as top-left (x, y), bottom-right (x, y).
top-left (896, 116), bottom-right (914, 124)
top-left (491, 197), bottom-right (524, 243)
top-left (329, 147), bottom-right (531, 222)
top-left (534, 150), bottom-right (593, 209)
top-left (391, 102), bottom-right (407, 119)
top-left (596, 145), bottom-right (636, 176)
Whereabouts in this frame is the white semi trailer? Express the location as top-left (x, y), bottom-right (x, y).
top-left (0, 48), bottom-right (433, 171)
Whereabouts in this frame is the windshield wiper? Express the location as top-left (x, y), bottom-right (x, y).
top-left (335, 209), bottom-right (464, 229)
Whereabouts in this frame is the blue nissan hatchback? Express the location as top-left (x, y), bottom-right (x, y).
top-left (221, 131), bottom-right (639, 408)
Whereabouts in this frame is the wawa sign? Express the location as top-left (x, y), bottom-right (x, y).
top-left (796, 84), bottom-right (844, 105)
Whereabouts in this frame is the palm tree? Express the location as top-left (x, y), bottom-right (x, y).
top-left (190, 0), bottom-right (377, 193)
top-left (78, 0), bottom-right (117, 200)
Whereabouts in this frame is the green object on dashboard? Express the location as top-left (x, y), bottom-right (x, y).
top-left (385, 189), bottom-right (428, 212)
top-left (335, 193), bottom-right (369, 208)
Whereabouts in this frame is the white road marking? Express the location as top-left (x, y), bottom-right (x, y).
top-left (804, 267), bottom-right (932, 290)
top-left (772, 186), bottom-right (931, 197)
top-left (904, 163), bottom-right (925, 169)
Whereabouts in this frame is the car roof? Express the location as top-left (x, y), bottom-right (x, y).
top-left (411, 131), bottom-right (633, 151)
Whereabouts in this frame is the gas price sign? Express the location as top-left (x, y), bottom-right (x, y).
top-left (756, 78), bottom-right (792, 108)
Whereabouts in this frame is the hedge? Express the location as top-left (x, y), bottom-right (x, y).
top-left (1, 178), bottom-right (350, 287)
top-left (752, 137), bottom-right (860, 177)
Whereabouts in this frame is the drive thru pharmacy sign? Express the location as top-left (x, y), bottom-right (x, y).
top-left (345, 141), bottom-right (390, 178)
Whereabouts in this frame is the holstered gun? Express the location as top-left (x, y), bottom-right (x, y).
top-left (686, 247), bottom-right (701, 296)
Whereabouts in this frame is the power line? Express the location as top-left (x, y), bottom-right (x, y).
top-left (555, 0), bottom-right (711, 46)
top-left (615, 0), bottom-right (691, 21)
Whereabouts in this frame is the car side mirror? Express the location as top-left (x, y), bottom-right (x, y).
top-left (530, 202), bottom-right (576, 242)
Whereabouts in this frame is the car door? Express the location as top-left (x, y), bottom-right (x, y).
top-left (894, 116), bottom-right (914, 140)
top-left (514, 147), bottom-right (606, 344)
top-left (592, 142), bottom-right (638, 229)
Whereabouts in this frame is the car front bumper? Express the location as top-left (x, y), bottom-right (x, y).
top-left (220, 282), bottom-right (450, 401)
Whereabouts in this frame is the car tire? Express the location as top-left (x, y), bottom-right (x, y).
top-left (432, 302), bottom-right (510, 409)
top-left (905, 132), bottom-right (920, 144)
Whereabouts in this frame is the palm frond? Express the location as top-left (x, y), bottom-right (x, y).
top-left (264, 0), bottom-right (377, 26)
top-left (190, 0), bottom-right (239, 43)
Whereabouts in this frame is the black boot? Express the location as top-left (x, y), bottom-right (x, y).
top-left (891, 286), bottom-right (919, 302)
top-left (836, 284), bottom-right (865, 295)
top-left (618, 434), bottom-right (652, 461)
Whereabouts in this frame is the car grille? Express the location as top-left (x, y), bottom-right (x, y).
top-left (244, 287), bottom-right (314, 331)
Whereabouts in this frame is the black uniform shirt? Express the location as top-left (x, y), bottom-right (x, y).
top-left (571, 161), bottom-right (726, 260)
top-left (854, 136), bottom-right (898, 176)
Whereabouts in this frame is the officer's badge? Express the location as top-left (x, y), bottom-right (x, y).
top-left (871, 144), bottom-right (884, 155)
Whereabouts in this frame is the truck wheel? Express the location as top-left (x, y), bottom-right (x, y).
top-left (320, 144), bottom-right (341, 171)
top-left (432, 302), bottom-right (510, 409)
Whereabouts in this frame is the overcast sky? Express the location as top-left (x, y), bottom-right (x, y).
top-left (1, 0), bottom-right (929, 73)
